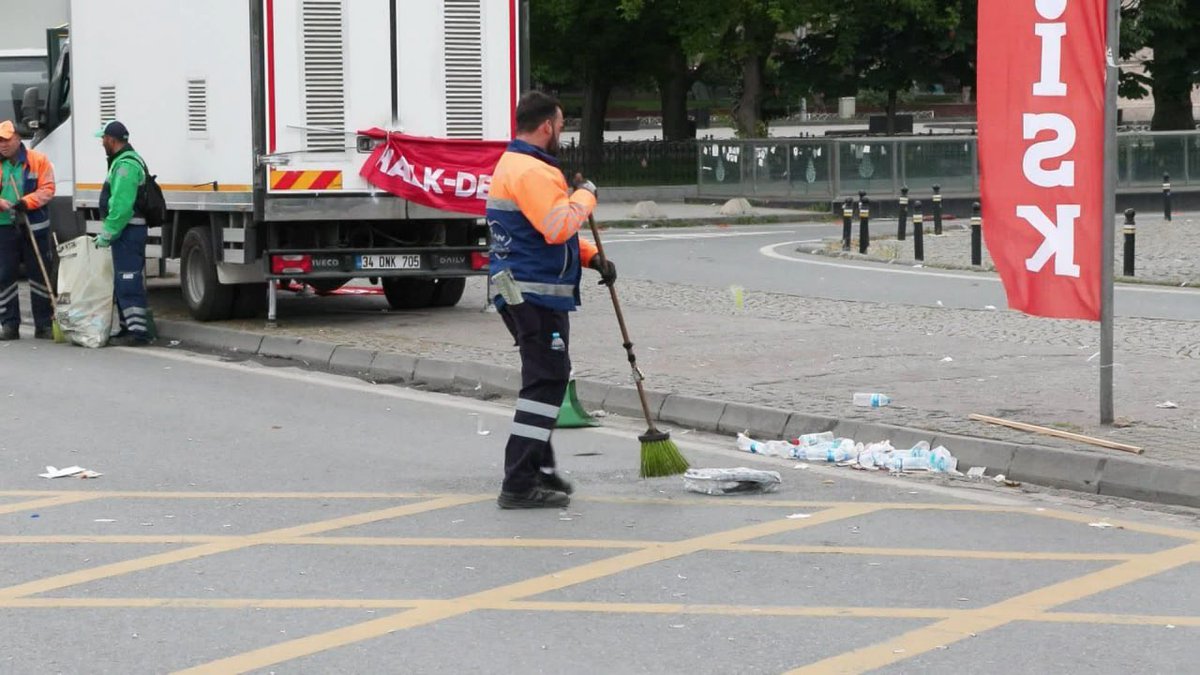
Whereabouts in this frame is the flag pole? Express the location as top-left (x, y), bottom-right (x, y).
top-left (1100, 0), bottom-right (1120, 424)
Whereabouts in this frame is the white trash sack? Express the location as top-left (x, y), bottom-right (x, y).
top-left (683, 467), bottom-right (782, 495)
top-left (55, 236), bottom-right (114, 348)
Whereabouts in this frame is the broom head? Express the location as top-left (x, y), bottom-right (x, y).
top-left (639, 430), bottom-right (689, 478)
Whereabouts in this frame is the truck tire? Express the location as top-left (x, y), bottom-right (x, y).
top-left (382, 277), bottom-right (436, 309)
top-left (180, 227), bottom-right (234, 321)
top-left (431, 277), bottom-right (466, 307)
top-left (231, 283), bottom-right (267, 319)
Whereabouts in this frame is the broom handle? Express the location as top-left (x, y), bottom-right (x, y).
top-left (587, 214), bottom-right (658, 431)
top-left (5, 175), bottom-right (57, 314)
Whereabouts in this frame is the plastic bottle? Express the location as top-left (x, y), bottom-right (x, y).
top-left (795, 431), bottom-right (835, 447)
top-left (929, 446), bottom-right (958, 473)
top-left (736, 433), bottom-right (797, 458)
top-left (853, 393), bottom-right (892, 408)
top-left (550, 332), bottom-right (565, 352)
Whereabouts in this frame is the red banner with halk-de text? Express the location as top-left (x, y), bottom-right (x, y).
top-left (977, 0), bottom-right (1108, 320)
top-left (358, 129), bottom-right (508, 216)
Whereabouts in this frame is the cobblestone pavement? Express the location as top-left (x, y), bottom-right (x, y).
top-left (149, 275), bottom-right (1200, 468)
top-left (818, 214), bottom-right (1200, 286)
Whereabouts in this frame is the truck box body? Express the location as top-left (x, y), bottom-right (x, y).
top-left (64, 0), bottom-right (519, 319)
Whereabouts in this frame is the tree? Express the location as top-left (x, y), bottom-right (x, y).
top-left (803, 0), bottom-right (969, 134)
top-left (622, 0), bottom-right (816, 138)
top-left (530, 0), bottom-right (657, 167)
top-left (1120, 0), bottom-right (1200, 131)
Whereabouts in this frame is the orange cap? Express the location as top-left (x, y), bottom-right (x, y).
top-left (0, 121), bottom-right (16, 140)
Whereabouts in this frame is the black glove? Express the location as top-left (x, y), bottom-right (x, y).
top-left (590, 256), bottom-right (617, 286)
top-left (11, 200), bottom-right (27, 214)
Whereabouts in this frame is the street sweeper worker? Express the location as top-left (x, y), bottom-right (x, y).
top-left (95, 121), bottom-right (153, 346)
top-left (0, 120), bottom-right (56, 341)
top-left (486, 91), bottom-right (618, 509)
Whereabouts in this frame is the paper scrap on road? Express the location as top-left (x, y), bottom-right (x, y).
top-left (1088, 522), bottom-right (1116, 529)
top-left (1156, 401), bottom-right (1179, 409)
top-left (39, 466), bottom-right (102, 479)
top-left (467, 413), bottom-right (491, 435)
top-left (966, 467), bottom-right (987, 479)
top-left (941, 356), bottom-right (954, 362)
top-left (787, 513), bottom-right (813, 519)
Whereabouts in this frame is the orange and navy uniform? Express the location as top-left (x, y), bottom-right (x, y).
top-left (486, 140), bottom-right (597, 311)
top-left (0, 144), bottom-right (55, 232)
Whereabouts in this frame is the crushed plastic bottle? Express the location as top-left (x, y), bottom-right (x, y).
top-left (737, 433), bottom-right (801, 459)
top-left (550, 332), bottom-right (566, 352)
top-left (795, 431), bottom-right (835, 447)
top-left (853, 393), bottom-right (892, 408)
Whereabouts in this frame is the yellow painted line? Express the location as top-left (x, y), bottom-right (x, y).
top-left (1023, 507), bottom-right (1200, 542)
top-left (500, 601), bottom-right (965, 621)
top-left (288, 536), bottom-right (651, 550)
top-left (0, 496), bottom-right (483, 601)
top-left (787, 541), bottom-right (1200, 674)
top-left (1032, 612), bottom-right (1200, 627)
top-left (721, 543), bottom-right (1141, 563)
top-left (0, 535), bottom-right (239, 545)
top-left (0, 597), bottom-right (435, 610)
top-left (0, 494), bottom-right (102, 516)
top-left (174, 504), bottom-right (884, 674)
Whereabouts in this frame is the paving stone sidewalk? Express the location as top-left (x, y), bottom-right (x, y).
top-left (815, 214), bottom-right (1200, 286)
top-left (147, 276), bottom-right (1200, 470)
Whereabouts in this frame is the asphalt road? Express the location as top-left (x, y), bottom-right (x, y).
top-left (602, 222), bottom-right (1200, 321)
top-left (3, 337), bottom-right (1199, 673)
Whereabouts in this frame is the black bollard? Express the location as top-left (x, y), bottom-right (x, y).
top-left (971, 202), bottom-right (983, 266)
top-left (1163, 173), bottom-right (1172, 222)
top-left (842, 197), bottom-right (853, 251)
top-left (932, 184), bottom-right (943, 235)
top-left (1123, 208), bottom-right (1136, 277)
top-left (898, 186), bottom-right (909, 241)
top-left (859, 196), bottom-right (871, 254)
top-left (913, 200), bottom-right (925, 261)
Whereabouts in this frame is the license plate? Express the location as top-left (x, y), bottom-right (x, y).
top-left (357, 254), bottom-right (421, 270)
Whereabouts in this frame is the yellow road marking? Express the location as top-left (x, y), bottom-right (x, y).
top-left (0, 598), bottom-right (435, 610)
top-left (1032, 612), bottom-right (1200, 627)
top-left (0, 494), bottom-right (101, 516)
top-left (173, 504), bottom-right (884, 674)
top-left (721, 543), bottom-right (1142, 563)
top-left (0, 496), bottom-right (483, 600)
top-left (788, 541), bottom-right (1200, 674)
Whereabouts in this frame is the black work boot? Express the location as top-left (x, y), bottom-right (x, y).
top-left (497, 486), bottom-right (570, 509)
top-left (108, 333), bottom-right (153, 347)
top-left (33, 326), bottom-right (53, 340)
top-left (538, 472), bottom-right (575, 495)
top-left (0, 324), bottom-right (18, 341)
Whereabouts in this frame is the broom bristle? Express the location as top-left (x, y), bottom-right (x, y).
top-left (52, 322), bottom-right (66, 344)
top-left (640, 438), bottom-right (689, 478)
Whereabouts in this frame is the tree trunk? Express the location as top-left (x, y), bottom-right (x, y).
top-left (658, 47), bottom-right (693, 141)
top-left (580, 78), bottom-right (612, 174)
top-left (733, 53), bottom-right (767, 138)
top-left (1149, 70), bottom-right (1195, 131)
top-left (885, 89), bottom-right (899, 135)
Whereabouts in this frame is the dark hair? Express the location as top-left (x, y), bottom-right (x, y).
top-left (515, 91), bottom-right (561, 133)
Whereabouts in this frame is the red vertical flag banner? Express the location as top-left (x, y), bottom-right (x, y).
top-left (977, 0), bottom-right (1108, 320)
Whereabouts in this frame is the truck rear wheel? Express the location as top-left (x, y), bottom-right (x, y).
top-left (382, 278), bottom-right (436, 309)
top-left (180, 227), bottom-right (234, 321)
top-left (431, 278), bottom-right (466, 307)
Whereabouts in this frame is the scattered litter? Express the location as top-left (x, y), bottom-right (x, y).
top-left (467, 413), bottom-right (491, 436)
top-left (677, 574), bottom-right (688, 580)
top-left (168, 340), bottom-right (181, 347)
top-left (737, 433), bottom-right (957, 475)
top-left (893, 649), bottom-right (906, 654)
top-left (669, 624), bottom-right (686, 629)
top-left (787, 513), bottom-right (813, 520)
top-left (683, 468), bottom-right (782, 496)
top-left (589, 410), bottom-right (609, 418)
top-left (967, 467), bottom-right (987, 479)
top-left (94, 519), bottom-right (116, 523)
top-left (1087, 352), bottom-right (1101, 362)
top-left (1156, 401), bottom-right (1179, 409)
top-left (39, 466), bottom-right (102, 479)
top-left (465, 566), bottom-right (476, 570)
top-left (935, 300), bottom-right (943, 306)
top-left (822, 480), bottom-right (836, 485)
top-left (1166, 625), bottom-right (1176, 629)
top-left (992, 474), bottom-right (1007, 484)
top-left (984, 305), bottom-right (997, 311)
top-left (1088, 522), bottom-right (1116, 529)
top-left (793, 463), bottom-right (810, 470)
top-left (940, 356), bottom-right (954, 363)
top-left (451, 519), bottom-right (465, 524)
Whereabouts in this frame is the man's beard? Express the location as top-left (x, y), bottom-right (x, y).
top-left (545, 131), bottom-right (560, 156)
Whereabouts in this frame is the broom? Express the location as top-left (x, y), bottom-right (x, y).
top-left (586, 214), bottom-right (689, 477)
top-left (6, 175), bottom-right (64, 343)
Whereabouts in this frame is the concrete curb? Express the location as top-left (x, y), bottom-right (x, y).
top-left (154, 318), bottom-right (1200, 509)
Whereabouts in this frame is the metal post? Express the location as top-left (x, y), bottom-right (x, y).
top-left (842, 197), bottom-right (853, 251)
top-left (858, 196), bottom-right (871, 254)
top-left (898, 186), bottom-right (909, 240)
top-left (913, 200), bottom-right (925, 261)
top-left (267, 280), bottom-right (278, 324)
top-left (1123, 209), bottom-right (1136, 277)
top-left (1100, 0), bottom-right (1120, 425)
top-left (971, 202), bottom-right (982, 266)
top-left (932, 184), bottom-right (943, 235)
top-left (1162, 173), bottom-right (1172, 221)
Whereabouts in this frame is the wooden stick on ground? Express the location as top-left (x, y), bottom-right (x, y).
top-left (969, 414), bottom-right (1144, 455)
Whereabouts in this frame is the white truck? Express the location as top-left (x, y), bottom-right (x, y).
top-left (28, 0), bottom-right (521, 320)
